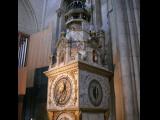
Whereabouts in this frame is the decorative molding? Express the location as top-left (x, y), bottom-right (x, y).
top-left (44, 61), bottom-right (113, 78)
top-left (80, 108), bottom-right (108, 112)
top-left (44, 61), bottom-right (79, 77)
top-left (47, 108), bottom-right (80, 112)
top-left (78, 61), bottom-right (113, 78)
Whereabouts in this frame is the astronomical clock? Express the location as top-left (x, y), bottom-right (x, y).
top-left (44, 0), bottom-right (113, 120)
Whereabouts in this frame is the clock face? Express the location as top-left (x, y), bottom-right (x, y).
top-left (54, 77), bottom-right (72, 106)
top-left (88, 80), bottom-right (103, 106)
top-left (56, 113), bottom-right (74, 120)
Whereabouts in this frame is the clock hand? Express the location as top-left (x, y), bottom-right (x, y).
top-left (95, 87), bottom-right (98, 99)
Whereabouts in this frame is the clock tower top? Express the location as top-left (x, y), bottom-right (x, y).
top-left (49, 0), bottom-right (109, 70)
top-left (64, 0), bottom-right (90, 28)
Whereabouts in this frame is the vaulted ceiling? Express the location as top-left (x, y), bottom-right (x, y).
top-left (18, 0), bottom-right (62, 35)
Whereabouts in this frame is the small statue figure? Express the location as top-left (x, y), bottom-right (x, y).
top-left (93, 49), bottom-right (98, 63)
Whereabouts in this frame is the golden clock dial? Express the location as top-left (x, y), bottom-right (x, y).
top-left (54, 77), bottom-right (72, 106)
top-left (56, 112), bottom-right (74, 120)
top-left (88, 80), bottom-right (103, 106)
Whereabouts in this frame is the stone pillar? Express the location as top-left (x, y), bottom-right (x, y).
top-left (132, 0), bottom-right (140, 44)
top-left (125, 0), bottom-right (140, 116)
top-left (59, 10), bottom-right (65, 33)
top-left (112, 0), bottom-right (139, 119)
top-left (94, 0), bottom-right (102, 30)
top-left (56, 8), bottom-right (63, 41)
top-left (107, 0), bottom-right (140, 119)
top-left (91, 0), bottom-right (96, 27)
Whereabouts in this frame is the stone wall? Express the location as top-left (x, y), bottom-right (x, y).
top-left (26, 23), bottom-right (52, 87)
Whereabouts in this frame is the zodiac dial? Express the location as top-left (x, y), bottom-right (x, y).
top-left (88, 80), bottom-right (103, 106)
top-left (54, 77), bottom-right (72, 106)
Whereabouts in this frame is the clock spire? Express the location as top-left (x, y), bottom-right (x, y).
top-left (49, 0), bottom-right (108, 70)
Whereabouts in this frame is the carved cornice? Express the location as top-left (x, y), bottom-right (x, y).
top-left (48, 108), bottom-right (108, 113)
top-left (78, 61), bottom-right (113, 78)
top-left (44, 60), bottom-right (113, 78)
top-left (44, 61), bottom-right (79, 77)
top-left (80, 108), bottom-right (108, 113)
top-left (47, 108), bottom-right (80, 112)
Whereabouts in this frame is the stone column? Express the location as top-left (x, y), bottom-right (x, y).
top-left (132, 0), bottom-right (140, 44)
top-left (107, 0), bottom-right (123, 119)
top-left (59, 10), bottom-right (65, 33)
top-left (125, 0), bottom-right (140, 115)
top-left (91, 0), bottom-right (96, 27)
top-left (94, 0), bottom-right (102, 30)
top-left (114, 0), bottom-right (139, 119)
top-left (56, 8), bottom-right (63, 41)
top-left (107, 0), bottom-right (140, 119)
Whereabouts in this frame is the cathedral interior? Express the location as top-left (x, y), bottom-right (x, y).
top-left (18, 0), bottom-right (140, 120)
